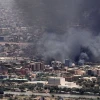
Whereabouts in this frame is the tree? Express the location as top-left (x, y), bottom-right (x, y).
top-left (0, 95), bottom-right (3, 99)
top-left (8, 97), bottom-right (14, 100)
top-left (51, 95), bottom-right (54, 98)
top-left (0, 87), bottom-right (4, 95)
top-left (19, 85), bottom-right (25, 90)
top-left (62, 87), bottom-right (67, 92)
top-left (97, 97), bottom-right (100, 100)
top-left (50, 95), bottom-right (54, 100)
top-left (31, 94), bottom-right (37, 98)
top-left (28, 84), bottom-right (35, 90)
top-left (79, 88), bottom-right (84, 95)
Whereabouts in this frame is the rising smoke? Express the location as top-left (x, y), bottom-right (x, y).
top-left (15, 0), bottom-right (100, 63)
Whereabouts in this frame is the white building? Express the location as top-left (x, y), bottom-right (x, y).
top-left (25, 81), bottom-right (48, 87)
top-left (48, 77), bottom-right (65, 85)
top-left (48, 77), bottom-right (81, 88)
top-left (25, 81), bottom-right (48, 85)
top-left (58, 82), bottom-right (81, 88)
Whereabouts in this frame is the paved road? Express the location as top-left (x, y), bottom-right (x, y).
top-left (4, 91), bottom-right (99, 99)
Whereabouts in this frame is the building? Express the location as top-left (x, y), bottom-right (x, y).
top-left (83, 77), bottom-right (97, 81)
top-left (26, 81), bottom-right (48, 86)
top-left (48, 77), bottom-right (65, 86)
top-left (51, 61), bottom-right (62, 68)
top-left (0, 65), bottom-right (8, 74)
top-left (48, 77), bottom-right (81, 88)
top-left (93, 69), bottom-right (100, 76)
top-left (65, 59), bottom-right (72, 67)
top-left (72, 75), bottom-right (82, 81)
top-left (65, 76), bottom-right (73, 82)
top-left (0, 75), bottom-right (9, 79)
top-left (75, 69), bottom-right (85, 75)
top-left (0, 36), bottom-right (4, 42)
top-left (39, 96), bottom-right (45, 100)
top-left (30, 62), bottom-right (45, 71)
top-left (6, 78), bottom-right (28, 82)
top-left (58, 81), bottom-right (81, 88)
top-left (67, 68), bottom-right (75, 74)
top-left (0, 27), bottom-right (10, 35)
top-left (0, 57), bottom-right (27, 63)
top-left (44, 66), bottom-right (53, 72)
top-left (87, 69), bottom-right (94, 76)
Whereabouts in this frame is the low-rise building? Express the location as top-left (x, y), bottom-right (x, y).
top-left (72, 75), bottom-right (82, 81)
top-left (48, 77), bottom-right (65, 86)
top-left (26, 81), bottom-right (48, 86)
top-left (75, 69), bottom-right (85, 75)
top-left (58, 82), bottom-right (81, 88)
top-left (0, 75), bottom-right (9, 79)
top-left (82, 77), bottom-right (97, 81)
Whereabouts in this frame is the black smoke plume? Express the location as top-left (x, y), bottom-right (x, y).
top-left (14, 1), bottom-right (100, 62)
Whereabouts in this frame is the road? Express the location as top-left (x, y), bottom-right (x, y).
top-left (4, 91), bottom-right (99, 99)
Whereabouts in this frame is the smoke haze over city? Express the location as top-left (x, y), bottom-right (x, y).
top-left (1, 0), bottom-right (100, 62)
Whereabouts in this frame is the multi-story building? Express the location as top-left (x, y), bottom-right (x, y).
top-left (48, 77), bottom-right (65, 86)
top-left (30, 62), bottom-right (45, 71)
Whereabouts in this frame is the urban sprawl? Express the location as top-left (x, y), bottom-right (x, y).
top-left (0, 27), bottom-right (99, 100)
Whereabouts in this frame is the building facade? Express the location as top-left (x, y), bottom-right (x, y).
top-left (48, 77), bottom-right (65, 86)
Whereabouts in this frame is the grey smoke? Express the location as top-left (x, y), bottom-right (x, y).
top-left (79, 52), bottom-right (89, 61)
top-left (37, 28), bottom-right (91, 62)
top-left (35, 28), bottom-right (100, 62)
top-left (15, 0), bottom-right (100, 33)
top-left (78, 52), bottom-right (89, 65)
top-left (78, 59), bottom-right (85, 66)
top-left (1, 0), bottom-right (100, 62)
top-left (15, 0), bottom-right (83, 33)
top-left (15, 0), bottom-right (100, 62)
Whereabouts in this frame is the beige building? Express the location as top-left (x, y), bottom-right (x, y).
top-left (48, 77), bottom-right (65, 85)
top-left (58, 81), bottom-right (81, 88)
top-left (93, 68), bottom-right (100, 76)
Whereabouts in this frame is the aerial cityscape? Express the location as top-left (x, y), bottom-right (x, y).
top-left (0, 0), bottom-right (100, 100)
